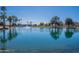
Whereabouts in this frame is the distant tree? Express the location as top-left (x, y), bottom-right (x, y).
top-left (33, 24), bottom-right (37, 26)
top-left (51, 16), bottom-right (59, 23)
top-left (7, 16), bottom-right (13, 27)
top-left (12, 16), bottom-right (18, 26)
top-left (39, 22), bottom-right (44, 26)
top-left (65, 18), bottom-right (74, 27)
top-left (50, 16), bottom-right (60, 27)
top-left (7, 16), bottom-right (18, 27)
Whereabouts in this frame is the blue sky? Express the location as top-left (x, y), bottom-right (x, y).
top-left (1, 6), bottom-right (79, 24)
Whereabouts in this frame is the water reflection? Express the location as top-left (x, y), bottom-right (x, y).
top-left (50, 28), bottom-right (62, 40)
top-left (65, 29), bottom-right (74, 39)
top-left (50, 28), bottom-right (79, 40)
top-left (8, 27), bottom-right (18, 41)
top-left (0, 27), bottom-right (79, 52)
top-left (0, 29), bottom-right (8, 52)
top-left (0, 27), bottom-right (18, 52)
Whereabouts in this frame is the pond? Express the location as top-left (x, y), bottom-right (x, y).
top-left (0, 27), bottom-right (79, 53)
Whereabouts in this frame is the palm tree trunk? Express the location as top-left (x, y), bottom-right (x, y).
top-left (3, 15), bottom-right (5, 29)
top-left (9, 21), bottom-right (11, 27)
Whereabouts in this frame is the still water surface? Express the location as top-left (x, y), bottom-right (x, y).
top-left (0, 27), bottom-right (79, 53)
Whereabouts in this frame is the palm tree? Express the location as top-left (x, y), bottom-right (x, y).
top-left (1, 6), bottom-right (7, 29)
top-left (0, 16), bottom-right (2, 21)
top-left (0, 16), bottom-right (3, 26)
top-left (13, 16), bottom-right (18, 26)
top-left (7, 16), bottom-right (13, 27)
top-left (65, 18), bottom-right (74, 28)
top-left (50, 16), bottom-right (60, 28)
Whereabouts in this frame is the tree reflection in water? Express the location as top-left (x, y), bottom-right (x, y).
top-left (8, 27), bottom-right (18, 41)
top-left (65, 28), bottom-right (75, 39)
top-left (0, 29), bottom-right (8, 52)
top-left (0, 27), bottom-right (18, 52)
top-left (50, 28), bottom-right (62, 40)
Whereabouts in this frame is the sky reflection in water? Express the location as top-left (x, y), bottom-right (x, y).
top-left (0, 27), bottom-right (79, 53)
